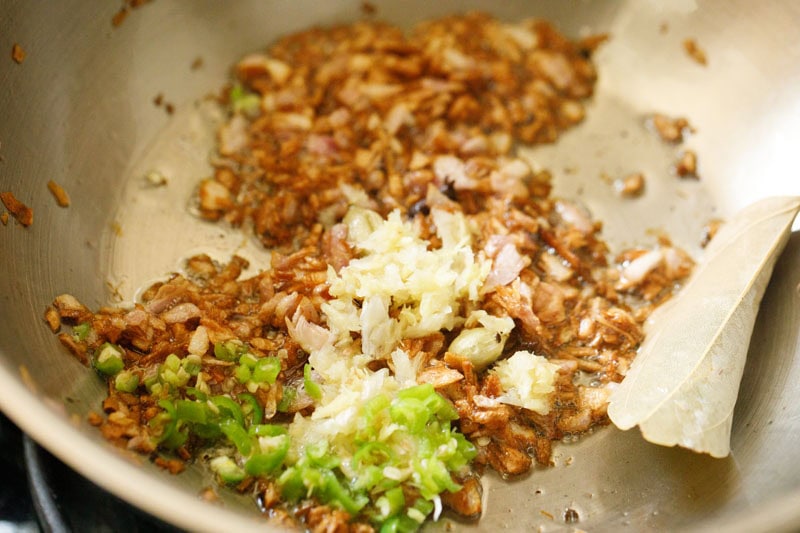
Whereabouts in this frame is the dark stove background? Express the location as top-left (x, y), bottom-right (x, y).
top-left (1, 412), bottom-right (38, 532)
top-left (0, 412), bottom-right (176, 533)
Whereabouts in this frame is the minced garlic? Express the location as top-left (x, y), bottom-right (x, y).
top-left (324, 207), bottom-right (490, 359)
top-left (493, 351), bottom-right (560, 415)
top-left (289, 206), bottom-right (559, 457)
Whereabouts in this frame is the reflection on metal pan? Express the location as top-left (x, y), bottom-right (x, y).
top-left (0, 1), bottom-right (799, 531)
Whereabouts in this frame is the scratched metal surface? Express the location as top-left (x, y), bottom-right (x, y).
top-left (0, 1), bottom-right (799, 531)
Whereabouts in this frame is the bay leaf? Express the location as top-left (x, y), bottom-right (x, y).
top-left (607, 196), bottom-right (800, 457)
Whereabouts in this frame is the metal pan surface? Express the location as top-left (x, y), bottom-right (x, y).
top-left (1, 1), bottom-right (799, 531)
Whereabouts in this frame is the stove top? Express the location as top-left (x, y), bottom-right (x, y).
top-left (0, 412), bottom-right (177, 533)
top-left (0, 413), bottom-right (37, 532)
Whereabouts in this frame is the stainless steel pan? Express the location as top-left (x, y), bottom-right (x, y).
top-left (1, 1), bottom-right (799, 531)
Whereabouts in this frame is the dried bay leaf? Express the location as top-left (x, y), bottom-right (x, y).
top-left (608, 196), bottom-right (800, 457)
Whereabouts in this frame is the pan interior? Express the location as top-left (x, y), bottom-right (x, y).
top-left (1, 1), bottom-right (799, 532)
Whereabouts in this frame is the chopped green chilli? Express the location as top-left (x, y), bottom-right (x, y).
top-left (94, 343), bottom-right (124, 376)
top-left (47, 12), bottom-right (698, 533)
